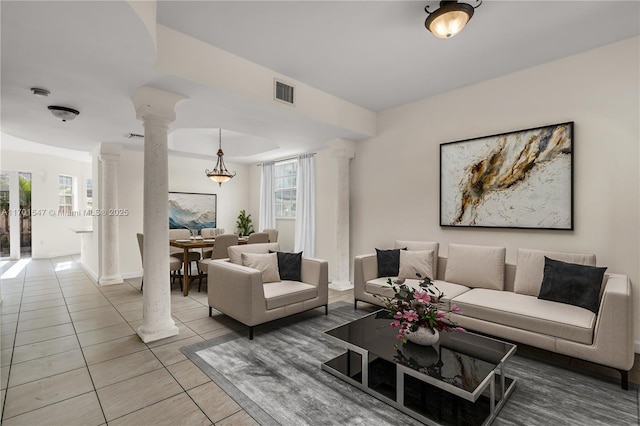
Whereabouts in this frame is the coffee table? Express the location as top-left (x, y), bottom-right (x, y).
top-left (321, 310), bottom-right (517, 426)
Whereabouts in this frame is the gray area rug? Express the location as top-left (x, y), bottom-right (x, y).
top-left (181, 302), bottom-right (639, 425)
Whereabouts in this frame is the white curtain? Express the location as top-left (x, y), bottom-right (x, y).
top-left (294, 153), bottom-right (315, 256)
top-left (259, 161), bottom-right (276, 230)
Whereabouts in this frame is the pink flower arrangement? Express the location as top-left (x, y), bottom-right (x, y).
top-left (377, 276), bottom-right (464, 343)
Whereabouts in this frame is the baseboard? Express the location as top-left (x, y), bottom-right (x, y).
top-left (121, 271), bottom-right (142, 280)
top-left (32, 250), bottom-right (80, 260)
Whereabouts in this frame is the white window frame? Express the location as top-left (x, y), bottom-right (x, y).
top-left (274, 159), bottom-right (297, 219)
top-left (58, 175), bottom-right (74, 214)
top-left (85, 178), bottom-right (93, 210)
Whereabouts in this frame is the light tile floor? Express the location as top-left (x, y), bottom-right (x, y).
top-left (0, 256), bottom-right (637, 425)
top-left (0, 256), bottom-right (355, 425)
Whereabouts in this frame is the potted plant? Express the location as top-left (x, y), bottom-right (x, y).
top-left (236, 209), bottom-right (255, 237)
top-left (377, 274), bottom-right (464, 345)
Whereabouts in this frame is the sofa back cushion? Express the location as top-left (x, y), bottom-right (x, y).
top-left (398, 250), bottom-right (435, 281)
top-left (514, 248), bottom-right (596, 296)
top-left (228, 243), bottom-right (280, 265)
top-left (444, 244), bottom-right (506, 290)
top-left (395, 241), bottom-right (439, 278)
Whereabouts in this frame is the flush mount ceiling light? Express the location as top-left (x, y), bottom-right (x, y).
top-left (205, 128), bottom-right (236, 186)
top-left (48, 106), bottom-right (79, 122)
top-left (425, 0), bottom-right (482, 39)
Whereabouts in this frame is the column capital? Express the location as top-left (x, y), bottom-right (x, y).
top-left (99, 153), bottom-right (120, 164)
top-left (328, 138), bottom-right (356, 161)
top-left (131, 86), bottom-right (187, 124)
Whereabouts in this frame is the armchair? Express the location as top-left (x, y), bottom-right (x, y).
top-left (207, 242), bottom-right (329, 339)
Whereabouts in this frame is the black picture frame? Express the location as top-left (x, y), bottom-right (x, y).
top-left (440, 122), bottom-right (573, 230)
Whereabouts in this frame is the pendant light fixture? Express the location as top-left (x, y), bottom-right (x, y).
top-left (205, 128), bottom-right (236, 186)
top-left (424, 0), bottom-right (482, 39)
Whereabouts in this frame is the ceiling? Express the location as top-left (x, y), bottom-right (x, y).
top-left (1, 1), bottom-right (639, 164)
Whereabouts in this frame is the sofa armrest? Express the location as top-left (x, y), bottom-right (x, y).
top-left (301, 257), bottom-right (329, 304)
top-left (354, 253), bottom-right (377, 295)
top-left (558, 273), bottom-right (634, 371)
top-left (207, 260), bottom-right (265, 326)
top-left (301, 257), bottom-right (328, 287)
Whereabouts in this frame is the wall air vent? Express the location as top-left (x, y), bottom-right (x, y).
top-left (274, 79), bottom-right (295, 105)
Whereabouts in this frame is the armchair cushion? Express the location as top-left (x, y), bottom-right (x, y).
top-left (398, 250), bottom-right (435, 281)
top-left (263, 281), bottom-right (318, 310)
top-left (241, 252), bottom-right (281, 283)
top-left (538, 257), bottom-right (607, 314)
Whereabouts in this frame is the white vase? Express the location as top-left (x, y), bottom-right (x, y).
top-left (405, 326), bottom-right (439, 346)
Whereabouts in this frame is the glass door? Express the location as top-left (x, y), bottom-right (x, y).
top-left (0, 171), bottom-right (32, 259)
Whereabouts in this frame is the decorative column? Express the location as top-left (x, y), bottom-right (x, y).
top-left (132, 86), bottom-right (186, 343)
top-left (328, 139), bottom-right (356, 290)
top-left (98, 146), bottom-right (123, 285)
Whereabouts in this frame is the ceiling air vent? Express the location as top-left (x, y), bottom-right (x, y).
top-left (274, 79), bottom-right (295, 105)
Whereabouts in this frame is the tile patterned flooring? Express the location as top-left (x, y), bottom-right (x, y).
top-left (0, 256), bottom-right (355, 425)
top-left (0, 256), bottom-right (638, 425)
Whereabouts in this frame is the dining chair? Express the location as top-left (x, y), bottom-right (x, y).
top-left (200, 227), bottom-right (225, 259)
top-left (263, 228), bottom-right (279, 243)
top-left (247, 232), bottom-right (269, 244)
top-left (198, 234), bottom-right (239, 290)
top-left (169, 228), bottom-right (202, 276)
top-left (137, 233), bottom-right (183, 292)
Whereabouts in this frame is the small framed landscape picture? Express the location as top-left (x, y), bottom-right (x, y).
top-left (440, 122), bottom-right (573, 230)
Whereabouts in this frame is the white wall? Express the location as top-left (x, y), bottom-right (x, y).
top-left (351, 37), bottom-right (640, 345)
top-left (0, 149), bottom-right (92, 258)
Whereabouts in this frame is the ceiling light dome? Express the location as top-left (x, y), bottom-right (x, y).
top-left (48, 106), bottom-right (79, 122)
top-left (425, 0), bottom-right (482, 39)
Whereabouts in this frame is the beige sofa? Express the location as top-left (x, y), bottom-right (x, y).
top-left (208, 242), bottom-right (329, 339)
top-left (354, 242), bottom-right (634, 389)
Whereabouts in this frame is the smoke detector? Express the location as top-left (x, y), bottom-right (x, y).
top-left (30, 87), bottom-right (50, 97)
top-left (48, 106), bottom-right (79, 122)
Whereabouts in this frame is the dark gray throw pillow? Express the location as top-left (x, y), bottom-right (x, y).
top-left (376, 248), bottom-right (403, 278)
top-left (537, 257), bottom-right (607, 314)
top-left (269, 250), bottom-right (302, 281)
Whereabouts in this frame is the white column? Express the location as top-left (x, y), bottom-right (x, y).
top-left (328, 139), bottom-right (356, 290)
top-left (98, 150), bottom-right (123, 285)
top-left (132, 87), bottom-right (186, 343)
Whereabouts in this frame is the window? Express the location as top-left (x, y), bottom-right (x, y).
top-left (275, 159), bottom-right (297, 218)
top-left (86, 179), bottom-right (93, 209)
top-left (58, 175), bottom-right (73, 214)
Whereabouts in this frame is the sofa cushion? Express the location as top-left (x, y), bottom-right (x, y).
top-left (395, 241), bottom-right (440, 277)
top-left (513, 248), bottom-right (596, 296)
top-left (538, 257), bottom-right (607, 314)
top-left (376, 248), bottom-right (402, 278)
top-left (398, 250), bottom-right (435, 281)
top-left (228, 243), bottom-right (280, 265)
top-left (452, 288), bottom-right (596, 345)
top-left (270, 251), bottom-right (303, 281)
top-left (241, 252), bottom-right (281, 283)
top-left (444, 244), bottom-right (506, 290)
top-left (365, 278), bottom-right (470, 311)
top-left (263, 281), bottom-right (318, 310)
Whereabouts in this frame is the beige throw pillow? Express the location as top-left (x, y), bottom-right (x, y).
top-left (241, 252), bottom-right (281, 283)
top-left (398, 250), bottom-right (434, 281)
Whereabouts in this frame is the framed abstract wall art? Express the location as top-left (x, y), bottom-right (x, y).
top-left (440, 122), bottom-right (573, 230)
top-left (168, 192), bottom-right (217, 231)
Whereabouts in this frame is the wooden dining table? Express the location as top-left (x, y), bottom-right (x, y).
top-left (170, 237), bottom-right (248, 296)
